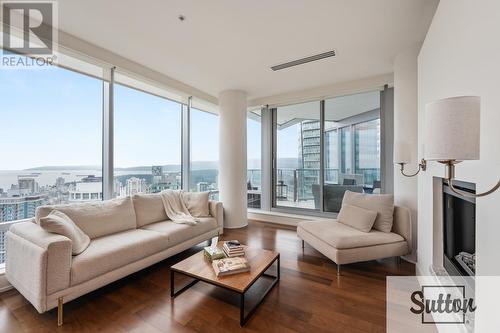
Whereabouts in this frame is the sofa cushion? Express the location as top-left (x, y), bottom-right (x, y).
top-left (337, 204), bottom-right (377, 233)
top-left (297, 220), bottom-right (404, 249)
top-left (70, 229), bottom-right (168, 285)
top-left (141, 217), bottom-right (217, 246)
top-left (181, 191), bottom-right (210, 217)
top-left (132, 193), bottom-right (169, 227)
top-left (36, 197), bottom-right (137, 239)
top-left (342, 191), bottom-right (394, 233)
top-left (39, 210), bottom-right (90, 255)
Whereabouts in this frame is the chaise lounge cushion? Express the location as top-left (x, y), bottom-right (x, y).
top-left (140, 218), bottom-right (217, 246)
top-left (35, 197), bottom-right (137, 239)
top-left (297, 220), bottom-right (404, 249)
top-left (70, 229), bottom-right (168, 285)
top-left (337, 204), bottom-right (377, 232)
top-left (342, 191), bottom-right (394, 233)
top-left (132, 193), bottom-right (169, 227)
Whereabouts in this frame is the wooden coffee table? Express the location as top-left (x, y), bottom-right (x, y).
top-left (170, 244), bottom-right (280, 326)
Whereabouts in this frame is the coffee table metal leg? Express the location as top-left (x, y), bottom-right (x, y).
top-left (170, 270), bottom-right (200, 298)
top-left (240, 293), bottom-right (245, 326)
top-left (239, 255), bottom-right (280, 326)
top-left (170, 270), bottom-right (175, 297)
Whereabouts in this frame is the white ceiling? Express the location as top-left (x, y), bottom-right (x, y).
top-left (57, 0), bottom-right (438, 101)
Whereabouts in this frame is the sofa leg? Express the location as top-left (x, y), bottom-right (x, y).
top-left (337, 264), bottom-right (341, 276)
top-left (57, 297), bottom-right (63, 327)
top-left (396, 256), bottom-right (402, 266)
top-left (301, 239), bottom-right (305, 249)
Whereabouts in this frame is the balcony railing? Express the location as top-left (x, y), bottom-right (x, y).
top-left (246, 168), bottom-right (380, 209)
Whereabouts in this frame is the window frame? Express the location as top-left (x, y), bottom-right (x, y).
top-left (269, 91), bottom-right (386, 217)
top-left (0, 49), bottom-right (211, 228)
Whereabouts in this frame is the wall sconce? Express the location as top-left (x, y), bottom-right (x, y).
top-left (425, 96), bottom-right (500, 198)
top-left (394, 141), bottom-right (427, 177)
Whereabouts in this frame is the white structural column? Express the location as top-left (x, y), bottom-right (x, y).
top-left (393, 44), bottom-right (420, 260)
top-left (218, 90), bottom-right (248, 228)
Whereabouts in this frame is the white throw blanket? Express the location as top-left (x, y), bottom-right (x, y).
top-left (160, 190), bottom-right (198, 225)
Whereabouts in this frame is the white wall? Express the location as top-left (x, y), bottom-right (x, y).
top-left (394, 45), bottom-right (420, 261)
top-left (418, 0), bottom-right (500, 276)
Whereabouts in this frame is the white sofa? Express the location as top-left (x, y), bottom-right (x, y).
top-left (5, 194), bottom-right (223, 324)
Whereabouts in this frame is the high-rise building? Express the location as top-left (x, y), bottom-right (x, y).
top-left (152, 165), bottom-right (163, 184)
top-left (17, 176), bottom-right (39, 195)
top-left (0, 229), bottom-right (6, 265)
top-left (298, 120), bottom-right (321, 200)
top-left (297, 118), bottom-right (380, 195)
top-left (69, 175), bottom-right (103, 202)
top-left (196, 182), bottom-right (209, 192)
top-left (0, 194), bottom-right (49, 222)
top-left (55, 177), bottom-right (66, 191)
top-left (126, 177), bottom-right (147, 196)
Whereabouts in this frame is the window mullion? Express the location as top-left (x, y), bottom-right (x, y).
top-left (181, 97), bottom-right (191, 191)
top-left (102, 66), bottom-right (115, 200)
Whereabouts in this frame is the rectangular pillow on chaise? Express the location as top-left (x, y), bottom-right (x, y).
top-left (342, 190), bottom-right (394, 233)
top-left (337, 204), bottom-right (377, 232)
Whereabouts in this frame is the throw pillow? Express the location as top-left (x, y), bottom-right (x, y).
top-left (39, 210), bottom-right (90, 255)
top-left (342, 190), bottom-right (394, 232)
top-left (337, 204), bottom-right (377, 232)
top-left (181, 191), bottom-right (210, 217)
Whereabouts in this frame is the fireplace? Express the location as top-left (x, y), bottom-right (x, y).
top-left (442, 180), bottom-right (476, 276)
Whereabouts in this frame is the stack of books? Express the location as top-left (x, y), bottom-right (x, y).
top-left (203, 246), bottom-right (225, 262)
top-left (212, 257), bottom-right (250, 277)
top-left (223, 240), bottom-right (245, 257)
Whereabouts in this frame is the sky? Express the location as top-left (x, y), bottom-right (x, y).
top-left (0, 62), bottom-right (267, 170)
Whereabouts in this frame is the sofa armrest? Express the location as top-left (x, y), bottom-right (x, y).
top-left (392, 206), bottom-right (412, 253)
top-left (6, 221), bottom-right (72, 313)
top-left (209, 201), bottom-right (224, 234)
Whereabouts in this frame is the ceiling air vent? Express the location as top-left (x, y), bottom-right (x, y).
top-left (271, 50), bottom-right (336, 71)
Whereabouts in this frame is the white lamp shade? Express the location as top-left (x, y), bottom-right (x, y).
top-left (394, 141), bottom-right (411, 164)
top-left (424, 96), bottom-right (480, 161)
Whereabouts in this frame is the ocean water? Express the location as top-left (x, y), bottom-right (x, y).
top-left (0, 169), bottom-right (151, 190)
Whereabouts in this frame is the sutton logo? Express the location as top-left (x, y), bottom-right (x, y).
top-left (410, 285), bottom-right (476, 324)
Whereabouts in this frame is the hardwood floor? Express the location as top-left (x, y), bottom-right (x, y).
top-left (0, 220), bottom-right (414, 332)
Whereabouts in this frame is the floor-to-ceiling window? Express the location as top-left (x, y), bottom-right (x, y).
top-left (0, 53), bottom-right (103, 265)
top-left (322, 91), bottom-right (381, 213)
top-left (271, 91), bottom-right (382, 214)
top-left (354, 119), bottom-right (381, 186)
top-left (247, 111), bottom-right (261, 208)
top-left (274, 101), bottom-right (320, 210)
top-left (190, 108), bottom-right (219, 199)
top-left (114, 83), bottom-right (182, 196)
top-left (0, 51), bottom-right (218, 268)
